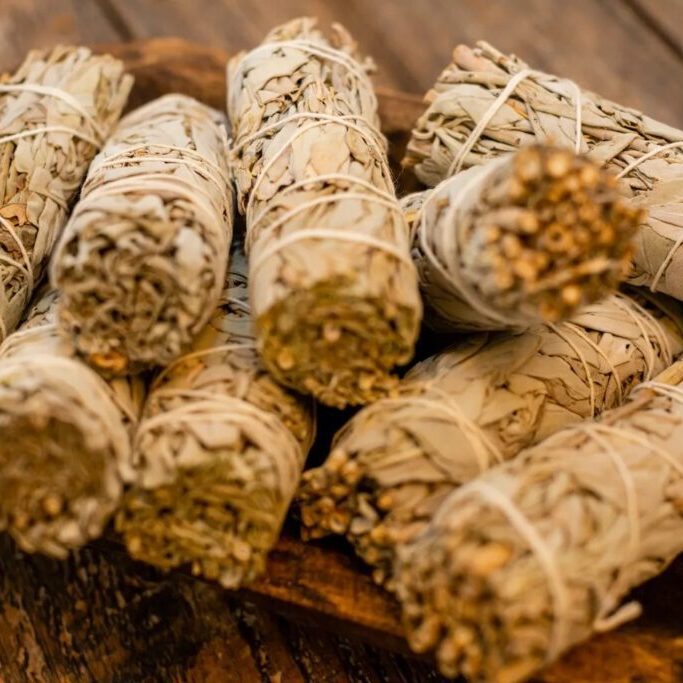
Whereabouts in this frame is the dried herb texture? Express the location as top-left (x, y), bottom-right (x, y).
top-left (403, 41), bottom-right (683, 301)
top-left (298, 292), bottom-right (683, 586)
top-left (0, 46), bottom-right (132, 341)
top-left (51, 94), bottom-right (233, 375)
top-left (404, 146), bottom-right (639, 331)
top-left (396, 363), bottom-right (683, 682)
top-left (116, 246), bottom-right (315, 588)
top-left (228, 17), bottom-right (421, 407)
top-left (0, 290), bottom-right (144, 558)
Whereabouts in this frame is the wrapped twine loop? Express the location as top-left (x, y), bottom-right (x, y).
top-left (0, 83), bottom-right (106, 343)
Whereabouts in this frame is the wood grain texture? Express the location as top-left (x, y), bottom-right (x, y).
top-left (0, 0), bottom-right (122, 71)
top-left (628, 0), bottom-right (683, 58)
top-left (103, 0), bottom-right (683, 125)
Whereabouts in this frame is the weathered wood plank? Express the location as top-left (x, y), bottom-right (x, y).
top-left (105, 0), bottom-right (683, 124)
top-left (626, 0), bottom-right (683, 58)
top-left (0, 0), bottom-right (122, 71)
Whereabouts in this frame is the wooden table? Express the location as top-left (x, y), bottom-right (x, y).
top-left (1, 3), bottom-right (683, 682)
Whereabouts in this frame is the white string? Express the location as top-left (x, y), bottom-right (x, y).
top-left (448, 69), bottom-right (583, 176)
top-left (0, 314), bottom-right (6, 344)
top-left (0, 125), bottom-right (100, 149)
top-left (612, 296), bottom-right (659, 379)
top-left (248, 172), bottom-right (397, 240)
top-left (92, 143), bottom-right (231, 193)
top-left (619, 294), bottom-right (673, 368)
top-left (417, 159), bottom-right (521, 328)
top-left (250, 227), bottom-right (416, 277)
top-left (376, 392), bottom-right (503, 473)
top-left (0, 83), bottom-right (105, 141)
top-left (153, 342), bottom-right (257, 387)
top-left (0, 351), bottom-right (137, 425)
top-left (232, 112), bottom-right (384, 158)
top-left (548, 322), bottom-right (596, 416)
top-left (248, 193), bottom-right (412, 273)
top-left (244, 115), bottom-right (391, 224)
top-left (229, 39), bottom-right (377, 112)
top-left (462, 480), bottom-right (572, 662)
top-left (617, 141), bottom-right (683, 179)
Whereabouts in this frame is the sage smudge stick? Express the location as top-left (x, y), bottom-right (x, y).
top-left (396, 362), bottom-right (683, 682)
top-left (403, 41), bottom-right (683, 301)
top-left (51, 94), bottom-right (233, 375)
top-left (228, 17), bottom-right (422, 407)
top-left (404, 146), bottom-right (640, 331)
top-left (0, 290), bottom-right (144, 558)
top-left (298, 291), bottom-right (683, 587)
top-left (0, 46), bottom-right (132, 341)
top-left (116, 246), bottom-right (315, 588)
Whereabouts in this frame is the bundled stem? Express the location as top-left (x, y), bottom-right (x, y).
top-left (403, 41), bottom-right (683, 300)
top-left (0, 46), bottom-right (132, 341)
top-left (51, 94), bottom-right (233, 375)
top-left (227, 17), bottom-right (421, 407)
top-left (297, 291), bottom-right (683, 586)
top-left (395, 363), bottom-right (683, 682)
top-left (406, 146), bottom-right (640, 330)
top-left (0, 290), bottom-right (144, 558)
top-left (116, 246), bottom-right (315, 588)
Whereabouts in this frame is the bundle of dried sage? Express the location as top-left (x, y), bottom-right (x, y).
top-left (0, 46), bottom-right (132, 341)
top-left (404, 145), bottom-right (640, 330)
top-left (116, 245), bottom-right (315, 588)
top-left (0, 289), bottom-right (144, 558)
top-left (227, 17), bottom-right (421, 407)
top-left (403, 41), bottom-right (683, 301)
top-left (395, 362), bottom-right (683, 682)
top-left (51, 94), bottom-right (233, 375)
top-left (298, 291), bottom-right (683, 586)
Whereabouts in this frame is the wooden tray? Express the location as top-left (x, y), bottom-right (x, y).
top-left (86, 38), bottom-right (683, 682)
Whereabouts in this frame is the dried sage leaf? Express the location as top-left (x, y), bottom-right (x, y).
top-left (0, 46), bottom-right (132, 341)
top-left (403, 41), bottom-right (683, 301)
top-left (395, 362), bottom-right (683, 682)
top-left (51, 94), bottom-right (233, 375)
top-left (116, 244), bottom-right (315, 588)
top-left (0, 289), bottom-right (144, 558)
top-left (227, 17), bottom-right (422, 408)
top-left (405, 146), bottom-right (640, 331)
top-left (297, 291), bottom-right (683, 587)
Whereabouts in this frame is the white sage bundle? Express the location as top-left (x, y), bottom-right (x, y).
top-left (0, 46), bottom-right (132, 341)
top-left (51, 94), bottom-right (233, 375)
top-left (404, 146), bottom-right (640, 331)
top-left (0, 289), bottom-right (144, 558)
top-left (228, 17), bottom-right (421, 407)
top-left (298, 291), bottom-right (683, 586)
top-left (116, 246), bottom-right (315, 588)
top-left (396, 364), bottom-right (683, 682)
top-left (403, 41), bottom-right (683, 301)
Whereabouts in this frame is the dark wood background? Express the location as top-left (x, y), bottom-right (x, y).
top-left (1, 2), bottom-right (683, 682)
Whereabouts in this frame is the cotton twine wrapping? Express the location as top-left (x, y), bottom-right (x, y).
top-left (116, 245), bottom-right (316, 588)
top-left (227, 17), bottom-right (422, 408)
top-left (0, 289), bottom-right (144, 558)
top-left (396, 362), bottom-right (683, 682)
top-left (0, 46), bottom-right (132, 342)
top-left (403, 41), bottom-right (683, 302)
top-left (297, 291), bottom-right (683, 587)
top-left (403, 146), bottom-right (640, 331)
top-left (51, 94), bottom-right (233, 375)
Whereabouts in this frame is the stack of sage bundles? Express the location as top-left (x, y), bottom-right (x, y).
top-left (116, 246), bottom-right (315, 588)
top-left (0, 46), bottom-right (132, 340)
top-left (51, 94), bottom-right (233, 374)
top-left (396, 363), bottom-right (683, 682)
top-left (403, 145), bottom-right (640, 330)
top-left (298, 291), bottom-right (683, 587)
top-left (0, 289), bottom-right (144, 557)
top-left (404, 41), bottom-right (683, 301)
top-left (228, 17), bottom-right (421, 407)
